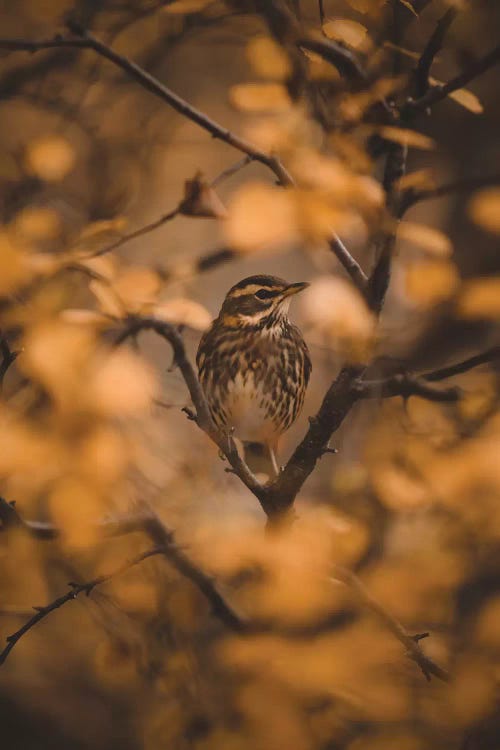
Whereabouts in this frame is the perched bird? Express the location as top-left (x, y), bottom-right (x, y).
top-left (196, 275), bottom-right (311, 477)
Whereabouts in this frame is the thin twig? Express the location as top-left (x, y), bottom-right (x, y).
top-left (403, 43), bottom-right (500, 117)
top-left (210, 155), bottom-right (254, 188)
top-left (0, 545), bottom-right (165, 665)
top-left (355, 347), bottom-right (500, 402)
top-left (400, 174), bottom-right (500, 214)
top-left (356, 374), bottom-right (460, 403)
top-left (332, 565), bottom-right (449, 681)
top-left (88, 207), bottom-right (180, 258)
top-left (329, 235), bottom-right (368, 292)
top-left (318, 0), bottom-right (326, 26)
top-left (422, 347), bottom-right (500, 382)
top-left (414, 7), bottom-right (458, 97)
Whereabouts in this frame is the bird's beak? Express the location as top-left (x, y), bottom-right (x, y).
top-left (282, 281), bottom-right (310, 297)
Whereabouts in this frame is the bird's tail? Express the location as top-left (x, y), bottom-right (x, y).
top-left (242, 441), bottom-right (279, 479)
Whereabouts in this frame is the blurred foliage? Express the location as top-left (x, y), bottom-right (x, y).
top-left (0, 1), bottom-right (499, 749)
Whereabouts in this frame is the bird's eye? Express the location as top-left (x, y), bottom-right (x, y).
top-left (255, 289), bottom-right (277, 300)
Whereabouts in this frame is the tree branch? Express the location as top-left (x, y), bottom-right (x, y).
top-left (332, 565), bottom-right (449, 681)
top-left (0, 29), bottom-right (366, 292)
top-left (88, 207), bottom-right (180, 258)
top-left (114, 317), bottom-right (271, 512)
top-left (355, 347), bottom-right (500, 402)
top-left (0, 333), bottom-right (19, 391)
top-left (356, 373), bottom-right (460, 403)
top-left (422, 346), bottom-right (500, 382)
top-left (400, 174), bottom-right (500, 214)
top-left (0, 30), bottom-right (293, 187)
top-left (0, 500), bottom-right (448, 680)
top-left (0, 545), bottom-right (165, 666)
top-left (403, 43), bottom-right (500, 117)
top-left (329, 235), bottom-right (368, 291)
top-left (414, 7), bottom-right (458, 98)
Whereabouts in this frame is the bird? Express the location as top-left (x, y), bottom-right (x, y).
top-left (196, 274), bottom-right (311, 477)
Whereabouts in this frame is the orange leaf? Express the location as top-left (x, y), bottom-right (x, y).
top-left (398, 222), bottom-right (452, 256)
top-left (468, 187), bottom-right (500, 234)
top-left (229, 83), bottom-right (291, 113)
top-left (322, 19), bottom-right (368, 50)
top-left (25, 135), bottom-right (75, 182)
top-left (430, 77), bottom-right (483, 114)
top-left (246, 36), bottom-right (291, 80)
top-left (378, 126), bottom-right (435, 150)
top-left (457, 277), bottom-right (500, 319)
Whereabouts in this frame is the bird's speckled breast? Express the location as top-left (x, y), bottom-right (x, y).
top-left (197, 318), bottom-right (311, 443)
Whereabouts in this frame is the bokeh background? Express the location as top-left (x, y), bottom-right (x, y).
top-left (0, 1), bottom-right (499, 749)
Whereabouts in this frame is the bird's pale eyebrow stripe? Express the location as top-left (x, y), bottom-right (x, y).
top-left (228, 285), bottom-right (282, 298)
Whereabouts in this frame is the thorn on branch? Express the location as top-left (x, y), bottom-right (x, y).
top-left (413, 632), bottom-right (430, 642)
top-left (181, 406), bottom-right (197, 422)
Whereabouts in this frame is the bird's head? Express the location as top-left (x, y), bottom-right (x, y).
top-left (219, 275), bottom-right (309, 327)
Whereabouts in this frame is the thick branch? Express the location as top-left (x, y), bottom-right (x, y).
top-left (404, 43), bottom-right (500, 117)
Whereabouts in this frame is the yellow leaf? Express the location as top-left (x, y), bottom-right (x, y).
top-left (396, 168), bottom-right (436, 192)
top-left (88, 349), bottom-right (157, 416)
top-left (468, 187), bottom-right (500, 234)
top-left (323, 19), bottom-right (368, 50)
top-left (229, 83), bottom-right (292, 113)
top-left (378, 126), bottom-right (435, 150)
top-left (398, 221), bottom-right (452, 256)
top-left (300, 276), bottom-right (376, 362)
top-left (303, 49), bottom-right (341, 81)
top-left (152, 298), bottom-right (212, 331)
top-left (89, 279), bottom-right (124, 318)
top-left (225, 182), bottom-right (297, 252)
top-left (371, 464), bottom-right (430, 510)
top-left (12, 207), bottom-right (62, 242)
top-left (49, 477), bottom-right (102, 550)
top-left (246, 36), bottom-right (291, 80)
top-left (457, 277), bottom-right (500, 318)
top-left (25, 135), bottom-right (75, 182)
top-left (113, 267), bottom-right (161, 313)
top-left (404, 259), bottom-right (459, 307)
top-left (0, 232), bottom-right (29, 294)
top-left (430, 77), bottom-right (483, 114)
top-left (22, 321), bottom-right (94, 402)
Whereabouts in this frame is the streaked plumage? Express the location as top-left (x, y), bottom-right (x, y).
top-left (197, 275), bottom-right (311, 476)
